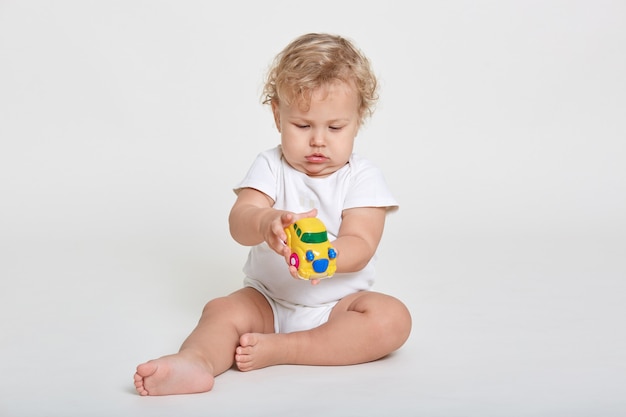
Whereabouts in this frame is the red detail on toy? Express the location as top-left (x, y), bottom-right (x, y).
top-left (289, 253), bottom-right (300, 269)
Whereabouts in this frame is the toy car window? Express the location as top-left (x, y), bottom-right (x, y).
top-left (300, 231), bottom-right (328, 244)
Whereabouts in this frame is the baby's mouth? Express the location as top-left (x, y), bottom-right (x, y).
top-left (306, 154), bottom-right (328, 163)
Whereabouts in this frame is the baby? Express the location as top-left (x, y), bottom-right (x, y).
top-left (134, 32), bottom-right (412, 396)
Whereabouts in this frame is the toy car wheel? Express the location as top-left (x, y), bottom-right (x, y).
top-left (289, 253), bottom-right (300, 269)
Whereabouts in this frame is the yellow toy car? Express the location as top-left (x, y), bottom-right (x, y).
top-left (284, 217), bottom-right (337, 280)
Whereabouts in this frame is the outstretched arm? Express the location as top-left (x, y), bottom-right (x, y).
top-left (229, 187), bottom-right (316, 256)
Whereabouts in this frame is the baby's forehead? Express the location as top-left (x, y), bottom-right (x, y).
top-left (285, 79), bottom-right (358, 104)
top-left (312, 80), bottom-right (356, 98)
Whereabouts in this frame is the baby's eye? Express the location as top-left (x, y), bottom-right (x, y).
top-left (295, 124), bottom-right (310, 129)
top-left (329, 126), bottom-right (343, 131)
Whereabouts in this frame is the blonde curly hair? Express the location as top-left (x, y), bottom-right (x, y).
top-left (262, 33), bottom-right (378, 125)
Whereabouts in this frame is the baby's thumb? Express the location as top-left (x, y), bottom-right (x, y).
top-left (301, 208), bottom-right (318, 219)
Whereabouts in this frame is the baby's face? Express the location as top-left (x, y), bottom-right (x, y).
top-left (273, 81), bottom-right (360, 178)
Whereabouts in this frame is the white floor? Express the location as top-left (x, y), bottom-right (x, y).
top-left (1, 231), bottom-right (624, 417)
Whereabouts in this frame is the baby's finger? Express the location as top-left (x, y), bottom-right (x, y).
top-left (281, 244), bottom-right (291, 259)
top-left (288, 265), bottom-right (299, 279)
top-left (280, 212), bottom-right (295, 228)
top-left (294, 208), bottom-right (318, 221)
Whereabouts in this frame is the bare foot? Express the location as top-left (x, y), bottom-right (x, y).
top-left (134, 351), bottom-right (214, 396)
top-left (235, 333), bottom-right (287, 371)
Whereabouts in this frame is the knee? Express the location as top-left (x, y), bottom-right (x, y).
top-left (201, 296), bottom-right (237, 317)
top-left (198, 291), bottom-right (272, 334)
top-left (373, 296), bottom-right (412, 350)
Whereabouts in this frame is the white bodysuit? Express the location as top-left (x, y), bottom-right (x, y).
top-left (234, 146), bottom-right (398, 333)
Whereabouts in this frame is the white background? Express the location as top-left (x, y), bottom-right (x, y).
top-left (1, 1), bottom-right (624, 416)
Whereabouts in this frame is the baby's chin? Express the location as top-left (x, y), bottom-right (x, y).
top-left (302, 162), bottom-right (348, 178)
top-left (303, 167), bottom-right (334, 178)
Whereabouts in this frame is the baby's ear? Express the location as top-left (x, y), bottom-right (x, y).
top-left (271, 100), bottom-right (281, 132)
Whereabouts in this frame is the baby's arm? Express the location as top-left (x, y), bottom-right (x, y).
top-left (229, 187), bottom-right (316, 256)
top-left (332, 206), bottom-right (387, 273)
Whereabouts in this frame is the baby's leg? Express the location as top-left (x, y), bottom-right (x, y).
top-left (134, 287), bottom-right (274, 395)
top-left (235, 291), bottom-right (411, 371)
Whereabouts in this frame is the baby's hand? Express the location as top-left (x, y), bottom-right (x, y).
top-left (265, 208), bottom-right (318, 256)
top-left (281, 208), bottom-right (319, 284)
top-left (263, 211), bottom-right (296, 256)
top-left (286, 264), bottom-right (321, 285)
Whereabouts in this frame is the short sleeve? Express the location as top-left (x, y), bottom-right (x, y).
top-left (343, 155), bottom-right (399, 212)
top-left (233, 147), bottom-right (281, 200)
